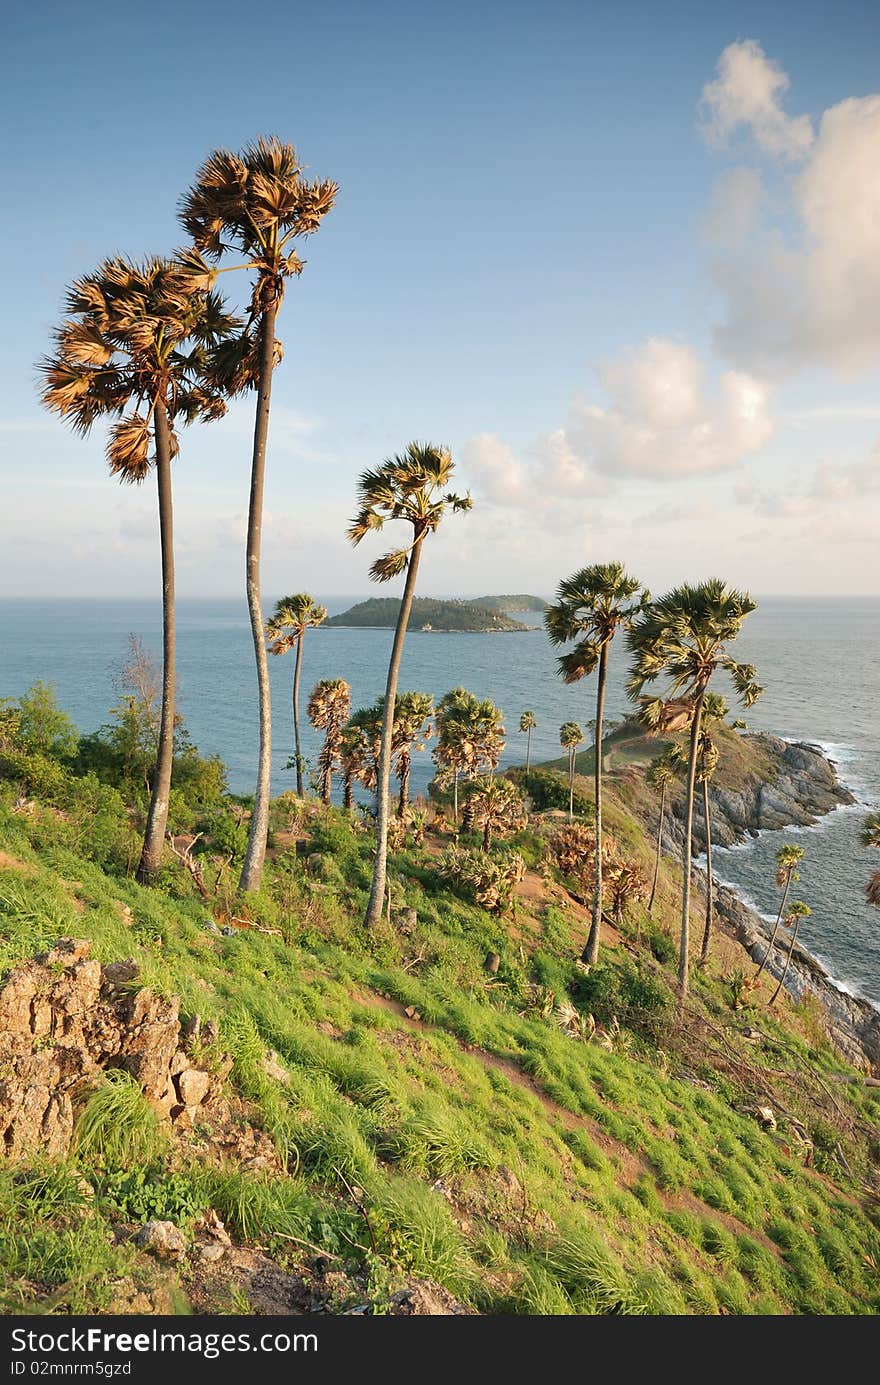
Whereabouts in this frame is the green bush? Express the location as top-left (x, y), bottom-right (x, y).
top-left (508, 768), bottom-right (594, 817)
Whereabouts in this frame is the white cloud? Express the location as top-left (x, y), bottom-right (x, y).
top-left (702, 44), bottom-right (880, 375)
top-left (464, 339), bottom-right (773, 500)
top-left (567, 338), bottom-right (773, 478)
top-left (701, 167), bottom-right (764, 248)
top-left (699, 39), bottom-right (813, 159)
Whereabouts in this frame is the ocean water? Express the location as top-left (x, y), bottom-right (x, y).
top-left (1, 596), bottom-right (878, 1006)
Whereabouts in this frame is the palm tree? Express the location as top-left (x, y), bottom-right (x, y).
top-left (339, 722), bottom-right (371, 810)
top-left (768, 901), bottom-right (811, 1006)
top-left (519, 710), bottom-right (537, 771)
top-left (628, 580), bottom-right (762, 998)
top-left (755, 843), bottom-right (805, 981)
top-left (392, 691), bottom-right (434, 815)
top-left (861, 812), bottom-right (880, 909)
top-left (179, 137), bottom-right (337, 894)
top-left (695, 692), bottom-right (726, 965)
top-left (546, 562), bottom-right (643, 965)
top-left (306, 678), bottom-right (351, 803)
top-left (434, 688), bottom-right (505, 826)
top-left (559, 722), bottom-right (584, 822)
top-left (267, 594), bottom-right (327, 795)
top-left (40, 256), bottom-right (232, 883)
top-left (645, 753), bottom-right (677, 916)
top-left (348, 443), bottom-right (471, 927)
top-left (466, 777), bottom-right (526, 851)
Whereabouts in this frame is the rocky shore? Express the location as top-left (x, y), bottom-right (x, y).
top-left (669, 735), bottom-right (878, 1069)
top-left (666, 734), bottom-right (855, 851)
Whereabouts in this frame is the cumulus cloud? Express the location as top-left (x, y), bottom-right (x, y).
top-left (699, 39), bottom-right (814, 159)
top-left (702, 44), bottom-right (880, 374)
top-left (464, 338), bottom-right (773, 502)
top-left (734, 441), bottom-right (880, 518)
top-left (567, 338), bottom-right (773, 478)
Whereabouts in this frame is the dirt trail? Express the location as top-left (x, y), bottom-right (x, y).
top-left (350, 984), bottom-right (782, 1256)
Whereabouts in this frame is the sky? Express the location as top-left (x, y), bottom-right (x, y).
top-left (1, 0), bottom-right (879, 601)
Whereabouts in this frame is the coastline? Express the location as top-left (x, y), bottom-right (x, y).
top-left (699, 741), bottom-right (880, 1067)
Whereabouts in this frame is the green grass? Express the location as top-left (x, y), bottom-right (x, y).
top-left (0, 777), bottom-right (878, 1317)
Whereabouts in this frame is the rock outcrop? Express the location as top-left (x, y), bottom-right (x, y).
top-left (714, 884), bottom-right (880, 1069)
top-left (665, 736), bottom-right (854, 852)
top-left (0, 939), bottom-right (230, 1158)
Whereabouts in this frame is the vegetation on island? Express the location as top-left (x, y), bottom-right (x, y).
top-left (324, 596), bottom-right (537, 632)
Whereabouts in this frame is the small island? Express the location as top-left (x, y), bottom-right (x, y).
top-left (325, 595), bottom-right (546, 632)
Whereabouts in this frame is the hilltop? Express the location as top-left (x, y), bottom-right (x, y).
top-left (0, 703), bottom-right (878, 1316)
top-left (325, 596), bottom-right (544, 632)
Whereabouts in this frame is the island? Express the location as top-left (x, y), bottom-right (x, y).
top-left (324, 595), bottom-right (546, 632)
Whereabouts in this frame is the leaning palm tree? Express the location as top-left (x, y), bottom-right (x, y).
top-left (267, 594), bottom-right (327, 795)
top-left (348, 443), bottom-right (471, 927)
top-left (627, 580), bottom-right (762, 998)
top-left (861, 812), bottom-right (880, 909)
top-left (179, 137), bottom-right (337, 894)
top-left (645, 753), bottom-right (677, 916)
top-left (519, 710), bottom-right (537, 771)
top-left (559, 722), bottom-right (584, 822)
top-left (755, 843), bottom-right (805, 981)
top-left (40, 256), bottom-right (233, 883)
top-left (546, 563), bottom-right (643, 965)
top-left (307, 678), bottom-right (351, 803)
top-left (768, 901), bottom-right (811, 1007)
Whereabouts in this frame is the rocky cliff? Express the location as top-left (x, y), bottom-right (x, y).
top-left (666, 735), bottom-right (854, 852)
top-left (713, 883), bottom-right (880, 1070)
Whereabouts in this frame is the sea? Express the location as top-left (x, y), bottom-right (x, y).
top-left (1, 596), bottom-right (878, 1007)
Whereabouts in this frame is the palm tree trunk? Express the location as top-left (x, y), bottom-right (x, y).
top-left (462, 789), bottom-right (475, 833)
top-left (678, 689), bottom-right (706, 998)
top-left (699, 778), bottom-right (714, 964)
top-left (292, 631), bottom-right (304, 796)
top-left (648, 783), bottom-right (665, 916)
top-left (483, 822), bottom-right (492, 851)
top-left (453, 771), bottom-right (459, 825)
top-left (320, 737), bottom-right (332, 803)
top-left (755, 872), bottom-right (791, 981)
top-left (769, 919), bottom-right (800, 1006)
top-left (363, 536), bottom-right (423, 928)
top-left (398, 753), bottom-right (410, 817)
top-left (526, 728), bottom-right (532, 773)
top-left (137, 401), bottom-right (175, 884)
top-left (239, 302), bottom-right (278, 894)
top-left (343, 772), bottom-right (354, 811)
top-left (568, 749), bottom-right (574, 821)
top-left (583, 641), bottom-right (608, 965)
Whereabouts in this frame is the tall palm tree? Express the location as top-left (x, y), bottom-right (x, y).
top-left (861, 812), bottom-right (880, 909)
top-left (307, 678), bottom-right (351, 803)
top-left (267, 594), bottom-right (327, 795)
top-left (559, 722), bottom-right (584, 822)
top-left (40, 256), bottom-right (232, 883)
top-left (179, 137), bottom-right (337, 894)
top-left (392, 691), bottom-right (434, 815)
top-left (645, 753), bottom-right (677, 916)
top-left (546, 563), bottom-right (643, 964)
top-left (519, 710), bottom-right (537, 771)
top-left (628, 580), bottom-right (762, 998)
top-left (348, 443), bottom-right (471, 927)
top-left (755, 843), bottom-right (805, 981)
top-left (682, 690), bottom-right (726, 966)
top-left (768, 901), bottom-right (811, 1006)
top-left (434, 688), bottom-right (505, 826)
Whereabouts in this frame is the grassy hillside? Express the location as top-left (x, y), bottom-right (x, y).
top-left (0, 732), bottom-right (878, 1317)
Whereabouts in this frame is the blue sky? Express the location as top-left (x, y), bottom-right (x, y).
top-left (2, 0), bottom-right (879, 599)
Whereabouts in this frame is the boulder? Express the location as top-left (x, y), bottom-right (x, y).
top-left (135, 1220), bottom-right (187, 1262)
